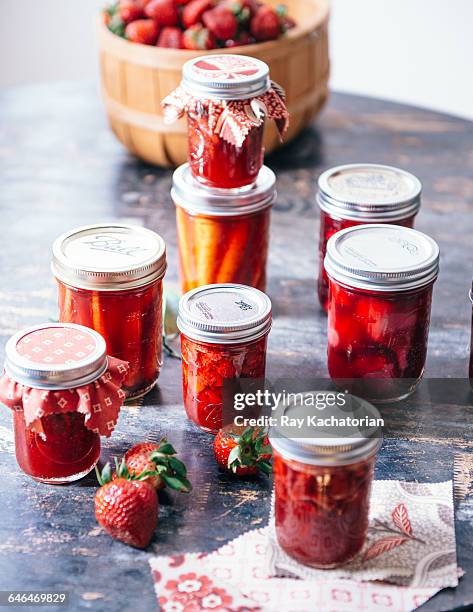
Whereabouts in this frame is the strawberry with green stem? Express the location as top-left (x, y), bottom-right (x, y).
top-left (125, 439), bottom-right (192, 492)
top-left (214, 427), bottom-right (272, 476)
top-left (95, 459), bottom-right (159, 549)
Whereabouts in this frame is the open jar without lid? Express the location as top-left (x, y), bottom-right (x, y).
top-left (52, 224), bottom-right (166, 399)
top-left (172, 163), bottom-right (276, 293)
top-left (0, 323), bottom-right (128, 484)
top-left (177, 284), bottom-right (272, 433)
top-left (325, 224), bottom-right (439, 402)
top-left (270, 394), bottom-right (382, 568)
top-left (163, 54), bottom-right (288, 190)
top-left (317, 164), bottom-right (422, 311)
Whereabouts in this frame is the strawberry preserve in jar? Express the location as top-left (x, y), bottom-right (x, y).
top-left (270, 403), bottom-right (381, 568)
top-left (162, 54), bottom-right (288, 190)
top-left (177, 284), bottom-right (272, 433)
top-left (52, 224), bottom-right (167, 399)
top-left (172, 163), bottom-right (275, 293)
top-left (317, 164), bottom-right (422, 311)
top-left (325, 224), bottom-right (439, 402)
top-left (0, 323), bottom-right (128, 483)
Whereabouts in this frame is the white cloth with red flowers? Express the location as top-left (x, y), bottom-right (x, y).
top-left (149, 480), bottom-right (461, 612)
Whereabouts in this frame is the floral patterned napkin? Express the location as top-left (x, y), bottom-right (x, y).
top-left (149, 480), bottom-right (460, 612)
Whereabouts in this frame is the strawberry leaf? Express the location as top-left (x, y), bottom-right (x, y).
top-left (257, 460), bottom-right (272, 476)
top-left (168, 456), bottom-right (188, 477)
top-left (161, 473), bottom-right (192, 493)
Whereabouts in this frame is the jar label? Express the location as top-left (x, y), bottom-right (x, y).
top-left (190, 56), bottom-right (265, 84)
top-left (327, 166), bottom-right (416, 204)
top-left (190, 290), bottom-right (258, 324)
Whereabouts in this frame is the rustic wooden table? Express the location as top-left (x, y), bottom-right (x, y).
top-left (0, 82), bottom-right (472, 612)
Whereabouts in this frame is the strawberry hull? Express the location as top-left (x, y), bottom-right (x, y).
top-left (187, 113), bottom-right (264, 189)
top-left (13, 411), bottom-right (100, 484)
top-left (273, 450), bottom-right (376, 567)
top-left (57, 280), bottom-right (163, 399)
top-left (180, 334), bottom-right (268, 433)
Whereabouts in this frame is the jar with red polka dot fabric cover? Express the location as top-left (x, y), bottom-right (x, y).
top-left (0, 323), bottom-right (129, 484)
top-left (162, 54), bottom-right (289, 190)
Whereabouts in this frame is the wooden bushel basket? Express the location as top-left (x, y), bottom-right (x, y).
top-left (98, 0), bottom-right (330, 167)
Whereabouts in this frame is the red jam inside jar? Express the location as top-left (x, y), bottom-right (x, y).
top-left (57, 280), bottom-right (163, 399)
top-left (325, 224), bottom-right (439, 402)
top-left (317, 164), bottom-right (422, 312)
top-left (188, 113), bottom-right (264, 190)
top-left (178, 284), bottom-right (272, 433)
top-left (181, 335), bottom-right (267, 433)
top-left (13, 411), bottom-right (100, 483)
top-left (172, 164), bottom-right (275, 294)
top-left (180, 54), bottom-right (275, 190)
top-left (52, 224), bottom-right (167, 399)
top-left (273, 448), bottom-right (377, 568)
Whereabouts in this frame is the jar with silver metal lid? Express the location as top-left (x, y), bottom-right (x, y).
top-left (0, 323), bottom-right (129, 484)
top-left (177, 284), bottom-right (272, 433)
top-left (270, 393), bottom-right (382, 568)
top-left (172, 163), bottom-right (276, 293)
top-left (162, 54), bottom-right (288, 190)
top-left (51, 224), bottom-right (167, 399)
top-left (324, 224), bottom-right (439, 402)
top-left (317, 164), bottom-right (422, 312)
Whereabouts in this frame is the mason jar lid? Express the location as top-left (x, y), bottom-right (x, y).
top-left (177, 284), bottom-right (272, 344)
top-left (4, 323), bottom-right (108, 390)
top-left (52, 224), bottom-right (167, 291)
top-left (172, 164), bottom-right (276, 216)
top-left (182, 54), bottom-right (270, 100)
top-left (324, 224), bottom-right (439, 292)
top-left (270, 393), bottom-right (382, 466)
top-left (317, 164), bottom-right (422, 221)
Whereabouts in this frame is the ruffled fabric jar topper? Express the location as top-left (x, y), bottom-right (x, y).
top-left (0, 323), bottom-right (129, 484)
top-left (162, 54), bottom-right (289, 190)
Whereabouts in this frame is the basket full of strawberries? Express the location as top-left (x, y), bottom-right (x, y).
top-left (104, 0), bottom-right (296, 49)
top-left (98, 0), bottom-right (330, 166)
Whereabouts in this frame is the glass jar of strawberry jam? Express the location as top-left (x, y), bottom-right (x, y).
top-left (162, 54), bottom-right (288, 190)
top-left (270, 401), bottom-right (382, 568)
top-left (172, 163), bottom-right (275, 294)
top-left (0, 323), bottom-right (128, 484)
top-left (325, 224), bottom-right (439, 402)
top-left (177, 284), bottom-right (272, 433)
top-left (52, 224), bottom-right (166, 399)
top-left (317, 164), bottom-right (422, 311)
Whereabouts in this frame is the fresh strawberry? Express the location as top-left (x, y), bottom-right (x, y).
top-left (144, 0), bottom-right (179, 26)
top-left (213, 427), bottom-right (272, 476)
top-left (119, 0), bottom-right (146, 23)
top-left (95, 460), bottom-right (159, 549)
top-left (203, 6), bottom-right (238, 40)
top-left (124, 439), bottom-right (192, 492)
top-left (157, 26), bottom-right (184, 47)
top-left (225, 31), bottom-right (254, 47)
top-left (182, 0), bottom-right (213, 28)
top-left (250, 5), bottom-right (281, 41)
top-left (125, 18), bottom-right (160, 44)
top-left (183, 24), bottom-right (216, 49)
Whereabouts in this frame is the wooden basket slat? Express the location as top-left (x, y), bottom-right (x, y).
top-left (98, 0), bottom-right (330, 167)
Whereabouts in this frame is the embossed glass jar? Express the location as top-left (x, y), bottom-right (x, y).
top-left (317, 164), bottom-right (422, 311)
top-left (325, 225), bottom-right (439, 402)
top-left (163, 54), bottom-right (288, 190)
top-left (52, 224), bottom-right (166, 399)
top-left (172, 163), bottom-right (275, 293)
top-left (177, 284), bottom-right (272, 433)
top-left (0, 323), bottom-right (128, 483)
top-left (271, 408), bottom-right (382, 568)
